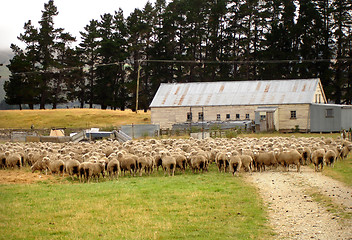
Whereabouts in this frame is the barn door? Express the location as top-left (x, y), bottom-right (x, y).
top-left (266, 112), bottom-right (275, 131)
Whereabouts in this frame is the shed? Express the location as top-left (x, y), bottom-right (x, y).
top-left (310, 104), bottom-right (352, 132)
top-left (150, 78), bottom-right (328, 132)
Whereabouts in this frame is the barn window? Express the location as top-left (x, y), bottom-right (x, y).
top-left (325, 109), bottom-right (334, 118)
top-left (290, 111), bottom-right (297, 119)
top-left (216, 114), bottom-right (221, 121)
top-left (236, 114), bottom-right (240, 120)
top-left (246, 114), bottom-right (250, 119)
top-left (187, 112), bottom-right (192, 121)
top-left (226, 114), bottom-right (231, 120)
top-left (198, 112), bottom-right (204, 121)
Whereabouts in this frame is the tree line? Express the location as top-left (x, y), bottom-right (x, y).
top-left (5, 0), bottom-right (352, 110)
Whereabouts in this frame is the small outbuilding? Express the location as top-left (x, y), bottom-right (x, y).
top-left (310, 104), bottom-right (352, 132)
top-left (149, 78), bottom-right (349, 132)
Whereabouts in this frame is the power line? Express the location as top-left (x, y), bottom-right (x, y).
top-left (2, 58), bottom-right (352, 76)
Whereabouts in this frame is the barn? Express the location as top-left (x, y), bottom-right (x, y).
top-left (149, 78), bottom-right (350, 132)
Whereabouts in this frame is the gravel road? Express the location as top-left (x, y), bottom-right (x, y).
top-left (245, 166), bottom-right (352, 240)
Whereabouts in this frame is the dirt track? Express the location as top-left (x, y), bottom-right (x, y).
top-left (246, 166), bottom-right (352, 240)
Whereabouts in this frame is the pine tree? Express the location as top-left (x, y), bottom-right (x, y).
top-left (37, 0), bottom-right (60, 109)
top-left (5, 45), bottom-right (38, 110)
top-left (78, 19), bottom-right (100, 108)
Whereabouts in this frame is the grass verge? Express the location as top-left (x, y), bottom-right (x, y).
top-left (305, 187), bottom-right (352, 221)
top-left (0, 166), bottom-right (273, 240)
top-left (322, 154), bottom-right (352, 187)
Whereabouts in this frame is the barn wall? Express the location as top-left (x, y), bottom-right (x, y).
top-left (152, 104), bottom-right (311, 131)
top-left (151, 105), bottom-right (259, 129)
top-left (277, 104), bottom-right (310, 131)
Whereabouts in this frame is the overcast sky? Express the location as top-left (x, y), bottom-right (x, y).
top-left (0, 0), bottom-right (156, 51)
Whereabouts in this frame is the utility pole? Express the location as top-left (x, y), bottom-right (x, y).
top-left (135, 60), bottom-right (141, 114)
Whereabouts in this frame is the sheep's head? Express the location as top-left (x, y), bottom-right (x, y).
top-left (98, 160), bottom-right (106, 168)
top-left (231, 150), bottom-right (239, 156)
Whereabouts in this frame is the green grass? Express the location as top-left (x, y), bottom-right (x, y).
top-left (0, 166), bottom-right (273, 240)
top-left (322, 154), bottom-right (352, 187)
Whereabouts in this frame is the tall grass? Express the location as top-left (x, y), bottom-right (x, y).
top-left (0, 166), bottom-right (273, 240)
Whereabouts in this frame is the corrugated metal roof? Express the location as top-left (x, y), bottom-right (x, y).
top-left (150, 79), bottom-right (321, 107)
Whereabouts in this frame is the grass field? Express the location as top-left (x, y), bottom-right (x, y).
top-left (0, 109), bottom-right (150, 129)
top-left (0, 165), bottom-right (273, 240)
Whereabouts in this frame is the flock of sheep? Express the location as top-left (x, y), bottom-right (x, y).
top-left (0, 135), bottom-right (351, 183)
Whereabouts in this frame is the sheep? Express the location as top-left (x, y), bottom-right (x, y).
top-left (324, 149), bottom-right (337, 167)
top-left (117, 152), bottom-right (137, 177)
top-left (160, 151), bottom-right (176, 176)
top-left (136, 155), bottom-right (150, 177)
top-left (311, 149), bottom-right (325, 172)
top-left (0, 152), bottom-right (6, 169)
top-left (253, 151), bottom-right (277, 172)
top-left (107, 159), bottom-right (120, 180)
top-left (31, 159), bottom-right (47, 174)
top-left (42, 157), bottom-right (65, 176)
top-left (339, 144), bottom-right (352, 160)
top-left (215, 152), bottom-right (230, 172)
top-left (239, 155), bottom-right (253, 172)
top-left (79, 162), bottom-right (94, 183)
top-left (276, 149), bottom-right (302, 172)
top-left (189, 153), bottom-right (207, 174)
top-left (65, 159), bottom-right (81, 180)
top-left (229, 155), bottom-right (242, 176)
top-left (91, 160), bottom-right (106, 182)
top-left (4, 152), bottom-right (22, 169)
top-left (173, 154), bottom-right (187, 173)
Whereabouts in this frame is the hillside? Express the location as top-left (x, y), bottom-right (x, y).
top-left (0, 108), bottom-right (151, 129)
